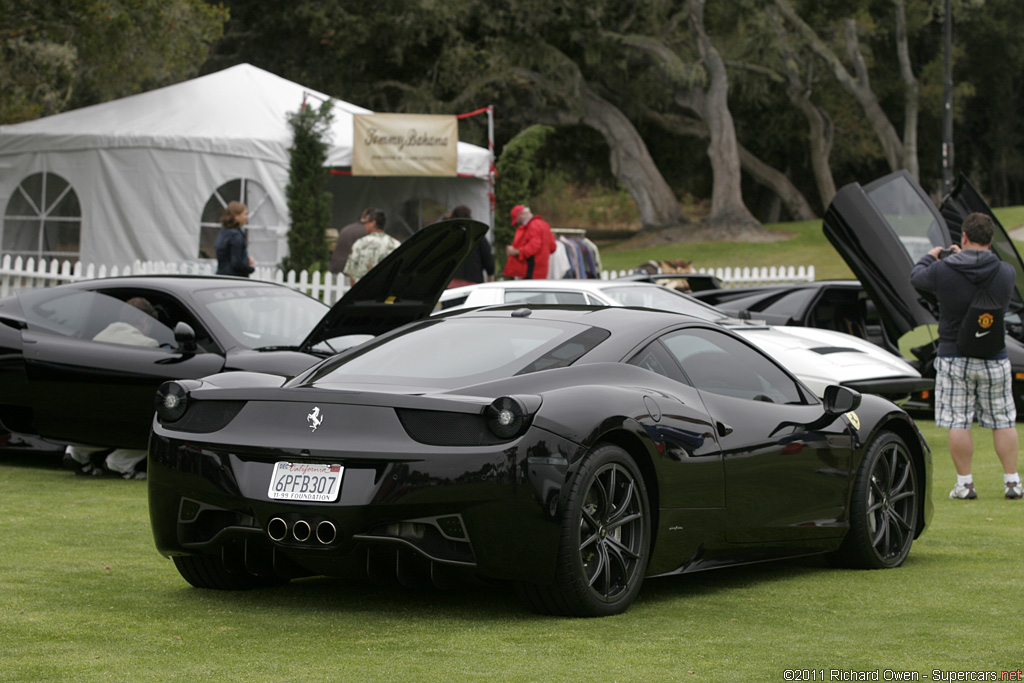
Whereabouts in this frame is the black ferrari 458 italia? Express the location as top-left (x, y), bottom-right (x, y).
top-left (149, 304), bottom-right (932, 617)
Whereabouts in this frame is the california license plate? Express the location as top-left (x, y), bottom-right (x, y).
top-left (268, 462), bottom-right (344, 502)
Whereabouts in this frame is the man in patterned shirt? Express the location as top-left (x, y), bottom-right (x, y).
top-left (343, 209), bottom-right (400, 283)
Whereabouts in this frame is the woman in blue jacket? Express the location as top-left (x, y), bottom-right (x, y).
top-left (215, 201), bottom-right (255, 277)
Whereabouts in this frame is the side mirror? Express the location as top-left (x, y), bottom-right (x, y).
top-left (823, 385), bottom-right (861, 415)
top-left (173, 322), bottom-right (198, 355)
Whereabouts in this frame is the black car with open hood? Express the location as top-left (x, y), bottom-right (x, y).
top-left (0, 218), bottom-right (488, 450)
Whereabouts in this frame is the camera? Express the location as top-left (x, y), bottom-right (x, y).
top-left (938, 248), bottom-right (954, 259)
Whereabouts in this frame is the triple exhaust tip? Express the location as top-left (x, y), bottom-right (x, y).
top-left (267, 517), bottom-right (337, 545)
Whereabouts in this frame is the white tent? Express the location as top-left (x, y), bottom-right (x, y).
top-left (0, 64), bottom-right (492, 267)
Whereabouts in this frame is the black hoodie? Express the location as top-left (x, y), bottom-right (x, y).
top-left (910, 248), bottom-right (1015, 357)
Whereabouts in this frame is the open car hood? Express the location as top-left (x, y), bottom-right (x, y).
top-left (299, 218), bottom-right (489, 352)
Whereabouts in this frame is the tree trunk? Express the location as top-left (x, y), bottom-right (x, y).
top-left (775, 0), bottom-right (905, 174)
top-left (579, 87), bottom-right (687, 230)
top-left (735, 144), bottom-right (817, 221)
top-left (517, 66), bottom-right (688, 232)
top-left (643, 108), bottom-right (817, 220)
top-left (687, 0), bottom-right (763, 236)
top-left (841, 18), bottom-right (905, 174)
top-left (768, 7), bottom-right (837, 208)
top-left (894, 0), bottom-right (920, 180)
top-left (792, 84), bottom-right (837, 209)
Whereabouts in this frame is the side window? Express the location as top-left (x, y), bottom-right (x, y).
top-left (627, 342), bottom-right (688, 384)
top-left (95, 288), bottom-right (217, 353)
top-left (661, 328), bottom-right (806, 404)
top-left (517, 327), bottom-right (610, 374)
top-left (757, 288), bottom-right (816, 320)
top-left (504, 290), bottom-right (589, 306)
top-left (18, 289), bottom-right (177, 349)
top-left (809, 289), bottom-right (865, 338)
top-left (438, 295), bottom-right (469, 310)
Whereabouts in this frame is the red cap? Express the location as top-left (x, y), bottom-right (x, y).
top-left (510, 204), bottom-right (526, 226)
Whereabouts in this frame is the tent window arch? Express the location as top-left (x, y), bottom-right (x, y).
top-left (3, 172), bottom-right (82, 261)
top-left (198, 178), bottom-right (281, 263)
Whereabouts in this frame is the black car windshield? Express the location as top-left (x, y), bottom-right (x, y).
top-left (307, 317), bottom-right (607, 388)
top-left (865, 173), bottom-right (945, 262)
top-left (598, 285), bottom-right (729, 322)
top-left (193, 285), bottom-right (328, 350)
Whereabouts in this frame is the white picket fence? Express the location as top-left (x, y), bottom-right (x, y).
top-left (0, 254), bottom-right (815, 304)
top-left (0, 255), bottom-right (353, 302)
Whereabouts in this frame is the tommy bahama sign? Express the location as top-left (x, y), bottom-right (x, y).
top-left (352, 113), bottom-right (458, 177)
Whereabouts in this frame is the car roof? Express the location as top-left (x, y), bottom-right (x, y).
top-left (442, 279), bottom-right (668, 296)
top-left (445, 301), bottom-right (698, 329)
top-left (63, 274), bottom-right (295, 295)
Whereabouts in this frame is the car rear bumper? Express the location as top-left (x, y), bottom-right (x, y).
top-left (147, 427), bottom-right (579, 585)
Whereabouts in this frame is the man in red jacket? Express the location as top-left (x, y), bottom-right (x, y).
top-left (503, 205), bottom-right (556, 279)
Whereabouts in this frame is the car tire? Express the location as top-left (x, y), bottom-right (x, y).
top-left (829, 430), bottom-right (918, 569)
top-left (172, 554), bottom-right (288, 591)
top-left (518, 443), bottom-right (651, 617)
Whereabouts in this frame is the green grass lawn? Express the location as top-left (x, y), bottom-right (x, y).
top-left (2, 421), bottom-right (1022, 682)
top-left (598, 207), bottom-right (1024, 281)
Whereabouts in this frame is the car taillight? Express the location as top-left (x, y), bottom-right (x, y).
top-left (485, 396), bottom-right (530, 440)
top-left (155, 381), bottom-right (193, 423)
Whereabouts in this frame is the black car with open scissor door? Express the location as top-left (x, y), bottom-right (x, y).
top-left (821, 171), bottom-right (1024, 413)
top-left (693, 172), bottom-right (1024, 415)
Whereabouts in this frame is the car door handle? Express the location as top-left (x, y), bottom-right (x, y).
top-left (716, 421), bottom-right (733, 437)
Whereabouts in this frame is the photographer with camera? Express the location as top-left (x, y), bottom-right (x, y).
top-left (911, 212), bottom-right (1021, 500)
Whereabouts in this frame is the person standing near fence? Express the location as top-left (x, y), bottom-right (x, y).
top-left (329, 207), bottom-right (373, 279)
top-left (447, 205), bottom-right (494, 288)
top-left (503, 205), bottom-right (555, 280)
top-left (344, 209), bottom-right (399, 284)
top-left (215, 201), bottom-right (255, 277)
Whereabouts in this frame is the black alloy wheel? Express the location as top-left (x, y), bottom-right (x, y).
top-left (518, 443), bottom-right (651, 617)
top-left (831, 431), bottom-right (918, 569)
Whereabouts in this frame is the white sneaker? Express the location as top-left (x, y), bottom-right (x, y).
top-left (949, 483), bottom-right (978, 500)
top-left (1006, 481), bottom-right (1023, 499)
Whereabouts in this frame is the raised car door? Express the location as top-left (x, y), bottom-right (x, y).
top-left (940, 173), bottom-right (1024, 319)
top-left (823, 170), bottom-right (943, 349)
top-left (16, 287), bottom-right (225, 449)
top-left (659, 326), bottom-right (856, 543)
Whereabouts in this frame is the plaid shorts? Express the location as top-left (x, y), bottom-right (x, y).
top-left (934, 356), bottom-right (1016, 430)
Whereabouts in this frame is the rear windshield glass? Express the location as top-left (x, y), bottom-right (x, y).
top-left (306, 318), bottom-right (608, 387)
